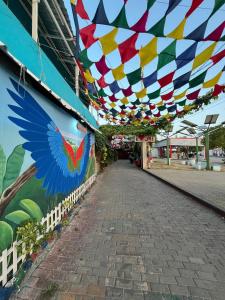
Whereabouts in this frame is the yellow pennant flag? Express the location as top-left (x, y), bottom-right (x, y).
top-left (121, 97), bottom-right (129, 104)
top-left (203, 71), bottom-right (222, 88)
top-left (110, 102), bottom-right (116, 108)
top-left (84, 70), bottom-right (95, 83)
top-left (174, 89), bottom-right (187, 100)
top-left (193, 42), bottom-right (216, 69)
top-left (136, 88), bottom-right (147, 99)
top-left (139, 37), bottom-right (157, 67)
top-left (112, 64), bottom-right (125, 80)
top-left (99, 28), bottom-right (118, 55)
top-left (168, 18), bottom-right (186, 39)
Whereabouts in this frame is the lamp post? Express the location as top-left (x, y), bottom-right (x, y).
top-left (166, 135), bottom-right (170, 165)
top-left (182, 114), bottom-right (221, 170)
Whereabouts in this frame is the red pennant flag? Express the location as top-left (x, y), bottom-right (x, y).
top-left (150, 104), bottom-right (156, 110)
top-left (122, 86), bottom-right (133, 96)
top-left (75, 0), bottom-right (89, 20)
top-left (96, 56), bottom-right (110, 75)
top-left (119, 34), bottom-right (138, 63)
top-left (211, 48), bottom-right (225, 65)
top-left (99, 97), bottom-right (106, 104)
top-left (186, 89), bottom-right (200, 100)
top-left (131, 11), bottom-right (149, 32)
top-left (80, 24), bottom-right (98, 48)
top-left (185, 0), bottom-right (204, 18)
top-left (205, 21), bottom-right (225, 41)
top-left (161, 90), bottom-right (174, 100)
top-left (109, 95), bottom-right (118, 102)
top-left (212, 84), bottom-right (225, 96)
top-left (158, 72), bottom-right (175, 88)
top-left (97, 76), bottom-right (107, 88)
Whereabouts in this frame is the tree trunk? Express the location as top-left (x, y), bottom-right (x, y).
top-left (0, 164), bottom-right (36, 215)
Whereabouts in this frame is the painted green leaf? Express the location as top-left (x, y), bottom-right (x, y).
top-left (5, 210), bottom-right (31, 225)
top-left (3, 145), bottom-right (25, 191)
top-left (19, 199), bottom-right (43, 221)
top-left (0, 145), bottom-right (6, 195)
top-left (0, 221), bottom-right (13, 252)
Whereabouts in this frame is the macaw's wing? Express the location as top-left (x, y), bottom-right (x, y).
top-left (7, 78), bottom-right (91, 195)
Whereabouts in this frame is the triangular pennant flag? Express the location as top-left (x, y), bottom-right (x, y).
top-left (161, 91), bottom-right (173, 100)
top-left (97, 76), bottom-right (108, 88)
top-left (143, 71), bottom-right (158, 87)
top-left (79, 49), bottom-right (93, 69)
top-left (174, 71), bottom-right (191, 89)
top-left (119, 34), bottom-right (138, 63)
top-left (99, 28), bottom-right (118, 55)
top-left (112, 64), bottom-right (125, 80)
top-left (211, 0), bottom-right (225, 16)
top-left (127, 68), bottom-right (142, 85)
top-left (80, 24), bottom-right (98, 48)
top-left (136, 88), bottom-right (147, 98)
top-left (84, 70), bottom-right (95, 83)
top-left (212, 84), bottom-right (225, 96)
top-left (131, 11), bottom-right (149, 32)
top-left (158, 71), bottom-right (175, 87)
top-left (95, 56), bottom-right (110, 75)
top-left (204, 21), bottom-right (225, 41)
top-left (166, 0), bottom-right (182, 14)
top-left (147, 0), bottom-right (155, 10)
top-left (176, 42), bottom-right (197, 69)
top-left (168, 18), bottom-right (186, 39)
top-left (186, 20), bottom-right (208, 41)
top-left (193, 42), bottom-right (216, 69)
top-left (92, 0), bottom-right (109, 25)
top-left (109, 81), bottom-right (121, 93)
top-left (203, 71), bottom-right (222, 88)
top-left (211, 48), bottom-right (225, 65)
top-left (111, 5), bottom-right (129, 29)
top-left (149, 17), bottom-right (166, 36)
top-left (75, 0), bottom-right (89, 20)
top-left (189, 71), bottom-right (207, 88)
top-left (158, 40), bottom-right (176, 69)
top-left (185, 0), bottom-right (204, 18)
top-left (148, 88), bottom-right (160, 99)
top-left (139, 37), bottom-right (157, 67)
top-left (174, 89), bottom-right (187, 100)
top-left (186, 89), bottom-right (200, 100)
top-left (123, 86), bottom-right (133, 96)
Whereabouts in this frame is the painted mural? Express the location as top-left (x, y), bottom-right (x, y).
top-left (0, 66), bottom-right (95, 252)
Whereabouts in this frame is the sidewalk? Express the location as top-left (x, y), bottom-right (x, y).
top-left (145, 160), bottom-right (225, 214)
top-left (11, 161), bottom-right (225, 300)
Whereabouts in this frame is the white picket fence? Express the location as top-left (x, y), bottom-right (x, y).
top-left (0, 174), bottom-right (97, 287)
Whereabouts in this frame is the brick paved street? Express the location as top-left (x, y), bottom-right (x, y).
top-left (12, 161), bottom-right (225, 300)
top-left (146, 168), bottom-right (225, 212)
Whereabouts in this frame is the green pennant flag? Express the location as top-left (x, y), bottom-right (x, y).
top-left (177, 99), bottom-right (186, 106)
top-left (157, 40), bottom-right (176, 70)
top-left (132, 99), bottom-right (141, 105)
top-left (79, 49), bottom-right (93, 69)
top-left (148, 89), bottom-right (160, 99)
top-left (111, 5), bottom-right (129, 29)
top-left (98, 89), bottom-right (108, 97)
top-left (158, 105), bottom-right (166, 111)
top-left (211, 0), bottom-right (225, 16)
top-left (189, 71), bottom-right (207, 88)
top-left (147, 0), bottom-right (155, 10)
top-left (148, 17), bottom-right (166, 36)
top-left (127, 68), bottom-right (142, 85)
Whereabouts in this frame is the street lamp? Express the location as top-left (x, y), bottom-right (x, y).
top-left (181, 114), bottom-right (222, 170)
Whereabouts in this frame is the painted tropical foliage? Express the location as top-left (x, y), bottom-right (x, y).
top-left (0, 77), bottom-right (95, 252)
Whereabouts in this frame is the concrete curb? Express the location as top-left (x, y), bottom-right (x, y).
top-left (143, 169), bottom-right (225, 217)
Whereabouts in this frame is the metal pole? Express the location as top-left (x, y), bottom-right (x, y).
top-left (205, 131), bottom-right (210, 170)
top-left (75, 64), bottom-right (79, 96)
top-left (166, 136), bottom-right (170, 165)
top-left (32, 0), bottom-right (39, 42)
top-left (196, 136), bottom-right (199, 163)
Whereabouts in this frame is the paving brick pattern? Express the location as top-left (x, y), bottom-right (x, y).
top-left (11, 161), bottom-right (225, 300)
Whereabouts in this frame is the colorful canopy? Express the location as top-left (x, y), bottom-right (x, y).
top-left (71, 0), bottom-right (225, 125)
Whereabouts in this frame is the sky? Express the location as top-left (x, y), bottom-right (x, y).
top-left (64, 0), bottom-right (225, 132)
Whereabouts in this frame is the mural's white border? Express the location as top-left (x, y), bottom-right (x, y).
top-left (0, 173), bottom-right (97, 287)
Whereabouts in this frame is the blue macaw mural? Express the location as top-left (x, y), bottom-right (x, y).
top-left (7, 78), bottom-right (91, 195)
